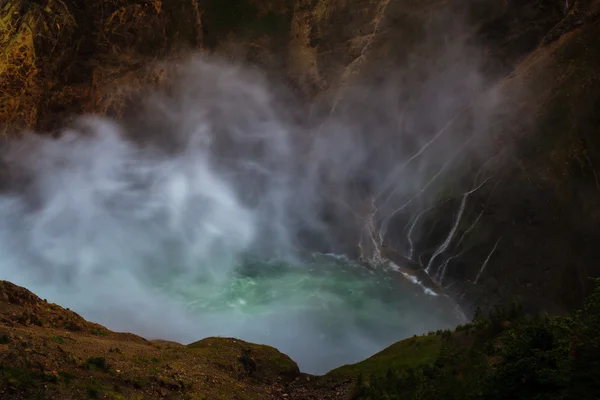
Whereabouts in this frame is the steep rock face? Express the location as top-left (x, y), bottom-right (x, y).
top-left (1, 0), bottom-right (600, 316)
top-left (305, 0), bottom-right (600, 315)
top-left (428, 18), bottom-right (600, 315)
top-left (0, 0), bottom-right (203, 131)
top-left (0, 0), bottom-right (399, 129)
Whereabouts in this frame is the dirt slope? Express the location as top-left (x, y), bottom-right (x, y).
top-left (0, 280), bottom-right (355, 400)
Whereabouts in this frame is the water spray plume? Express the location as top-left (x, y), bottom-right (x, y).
top-left (0, 55), bottom-right (471, 374)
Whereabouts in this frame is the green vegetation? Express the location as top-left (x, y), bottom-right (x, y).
top-left (91, 328), bottom-right (109, 336)
top-left (84, 357), bottom-right (110, 372)
top-left (87, 386), bottom-right (100, 399)
top-left (58, 370), bottom-right (75, 384)
top-left (52, 335), bottom-right (65, 344)
top-left (351, 279), bottom-right (600, 400)
top-left (187, 337), bottom-right (299, 381)
top-left (328, 335), bottom-right (443, 379)
top-left (0, 364), bottom-right (58, 396)
top-left (65, 321), bottom-right (84, 331)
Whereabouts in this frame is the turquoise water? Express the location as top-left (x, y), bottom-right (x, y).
top-left (158, 254), bottom-right (462, 374)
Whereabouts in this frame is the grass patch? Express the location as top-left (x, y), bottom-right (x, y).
top-left (58, 370), bottom-right (75, 384)
top-left (187, 337), bottom-right (299, 381)
top-left (127, 376), bottom-right (149, 390)
top-left (133, 355), bottom-right (150, 364)
top-left (91, 328), bottom-right (109, 336)
top-left (51, 336), bottom-right (65, 344)
top-left (87, 386), bottom-right (100, 398)
top-left (0, 364), bottom-right (58, 392)
top-left (84, 357), bottom-right (110, 372)
top-left (326, 335), bottom-right (443, 379)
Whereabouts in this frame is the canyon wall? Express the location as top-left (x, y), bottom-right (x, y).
top-left (1, 0), bottom-right (600, 315)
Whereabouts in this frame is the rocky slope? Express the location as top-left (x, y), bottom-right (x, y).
top-left (0, 280), bottom-right (355, 400)
top-left (1, 0), bottom-right (600, 316)
top-left (3, 279), bottom-right (599, 399)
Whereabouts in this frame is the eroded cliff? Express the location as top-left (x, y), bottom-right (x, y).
top-left (1, 0), bottom-right (600, 316)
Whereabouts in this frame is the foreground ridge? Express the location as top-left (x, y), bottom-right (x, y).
top-left (1, 279), bottom-right (599, 399)
top-left (0, 280), bottom-right (352, 400)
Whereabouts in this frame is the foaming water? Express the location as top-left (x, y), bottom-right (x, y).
top-left (0, 56), bottom-right (465, 374)
top-left (155, 254), bottom-right (460, 374)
